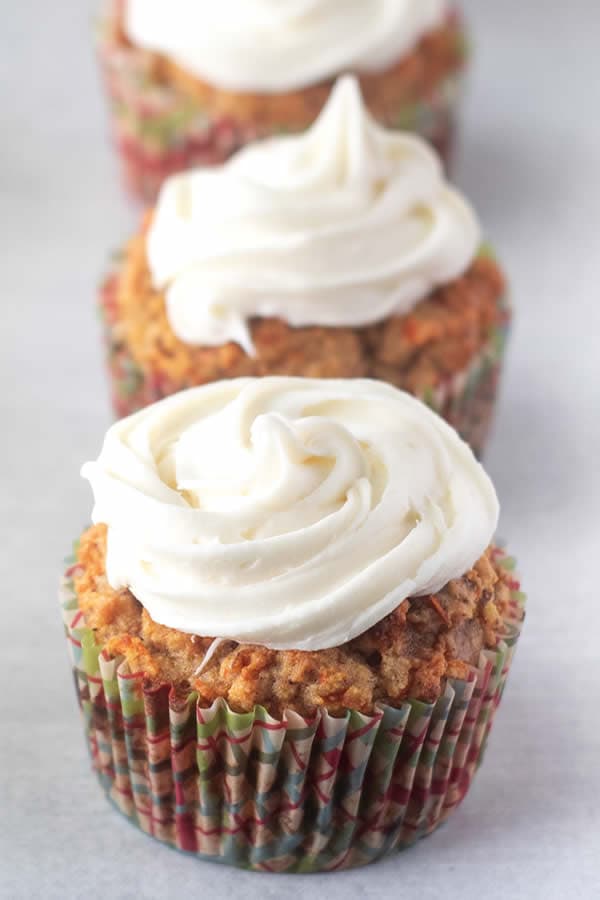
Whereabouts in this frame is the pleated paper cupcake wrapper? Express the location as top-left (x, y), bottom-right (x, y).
top-left (419, 306), bottom-right (511, 458)
top-left (61, 550), bottom-right (524, 873)
top-left (97, 4), bottom-right (466, 203)
top-left (98, 253), bottom-right (510, 457)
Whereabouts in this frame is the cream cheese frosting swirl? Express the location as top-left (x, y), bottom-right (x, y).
top-left (125, 0), bottom-right (448, 93)
top-left (147, 77), bottom-right (480, 356)
top-left (82, 378), bottom-right (499, 651)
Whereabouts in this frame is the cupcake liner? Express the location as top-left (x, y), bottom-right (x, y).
top-left (61, 549), bottom-right (525, 873)
top-left (418, 301), bottom-right (511, 458)
top-left (99, 255), bottom-right (510, 457)
top-left (97, 4), bottom-right (466, 203)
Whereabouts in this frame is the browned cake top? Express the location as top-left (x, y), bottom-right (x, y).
top-left (114, 222), bottom-right (506, 394)
top-left (74, 524), bottom-right (512, 718)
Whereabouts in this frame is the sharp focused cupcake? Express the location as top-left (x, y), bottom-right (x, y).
top-left (98, 0), bottom-right (468, 201)
top-left (102, 78), bottom-right (509, 456)
top-left (62, 377), bottom-right (525, 872)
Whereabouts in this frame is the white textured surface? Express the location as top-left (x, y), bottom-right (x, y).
top-left (1, 2), bottom-right (599, 897)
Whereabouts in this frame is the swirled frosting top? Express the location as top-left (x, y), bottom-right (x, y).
top-left (82, 377), bottom-right (499, 651)
top-left (147, 77), bottom-right (480, 355)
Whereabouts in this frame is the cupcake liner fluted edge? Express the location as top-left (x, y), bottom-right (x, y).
top-left (60, 548), bottom-right (525, 873)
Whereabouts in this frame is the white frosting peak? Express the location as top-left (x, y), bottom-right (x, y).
top-left (148, 77), bottom-right (480, 355)
top-left (82, 378), bottom-right (499, 651)
top-left (125, 0), bottom-right (448, 92)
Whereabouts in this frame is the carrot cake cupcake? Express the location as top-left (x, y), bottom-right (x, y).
top-left (98, 0), bottom-right (468, 200)
top-left (62, 377), bottom-right (525, 871)
top-left (101, 77), bottom-right (509, 453)
top-left (101, 78), bottom-right (509, 456)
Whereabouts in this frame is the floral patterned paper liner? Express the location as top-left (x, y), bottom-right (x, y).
top-left (98, 249), bottom-right (510, 457)
top-left (61, 549), bottom-right (525, 873)
top-left (97, 3), bottom-right (467, 202)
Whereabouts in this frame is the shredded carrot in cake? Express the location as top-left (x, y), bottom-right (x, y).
top-left (114, 222), bottom-right (506, 396)
top-left (73, 524), bottom-right (512, 717)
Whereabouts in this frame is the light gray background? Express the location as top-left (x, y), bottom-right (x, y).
top-left (1, 2), bottom-right (599, 898)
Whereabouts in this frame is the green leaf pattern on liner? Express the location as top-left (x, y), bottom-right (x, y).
top-left (59, 546), bottom-right (525, 872)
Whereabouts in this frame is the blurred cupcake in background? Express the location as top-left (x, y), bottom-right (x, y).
top-left (63, 377), bottom-right (525, 872)
top-left (98, 0), bottom-right (468, 201)
top-left (101, 78), bottom-right (509, 456)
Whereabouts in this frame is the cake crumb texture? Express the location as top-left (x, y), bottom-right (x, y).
top-left (113, 224), bottom-right (506, 395)
top-left (74, 525), bottom-right (512, 717)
